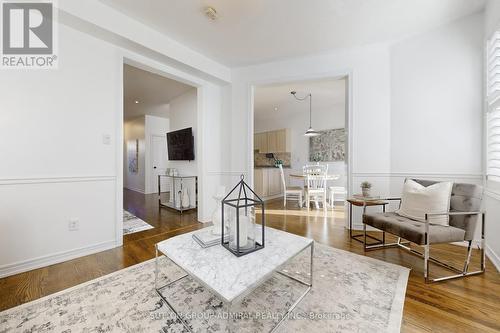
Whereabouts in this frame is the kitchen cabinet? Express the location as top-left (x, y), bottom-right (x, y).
top-left (267, 131), bottom-right (278, 153)
top-left (254, 132), bottom-right (268, 153)
top-left (254, 168), bottom-right (283, 199)
top-left (267, 168), bottom-right (282, 196)
top-left (254, 168), bottom-right (267, 197)
top-left (254, 129), bottom-right (290, 153)
top-left (275, 129), bottom-right (289, 152)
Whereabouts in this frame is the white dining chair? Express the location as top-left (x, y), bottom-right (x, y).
top-left (329, 186), bottom-right (347, 208)
top-left (278, 164), bottom-right (303, 207)
top-left (303, 164), bottom-right (328, 176)
top-left (304, 174), bottom-right (328, 211)
top-left (303, 164), bottom-right (328, 210)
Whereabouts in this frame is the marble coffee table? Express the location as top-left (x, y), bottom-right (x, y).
top-left (154, 226), bottom-right (314, 332)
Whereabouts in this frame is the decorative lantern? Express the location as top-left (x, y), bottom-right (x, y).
top-left (221, 175), bottom-right (265, 257)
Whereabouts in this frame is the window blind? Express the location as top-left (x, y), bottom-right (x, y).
top-left (487, 31), bottom-right (500, 181)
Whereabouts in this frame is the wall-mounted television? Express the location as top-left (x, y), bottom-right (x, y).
top-left (167, 127), bottom-right (195, 161)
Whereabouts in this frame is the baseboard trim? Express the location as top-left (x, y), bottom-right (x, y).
top-left (0, 240), bottom-right (118, 278)
top-left (451, 240), bottom-right (482, 248)
top-left (486, 244), bottom-right (500, 272)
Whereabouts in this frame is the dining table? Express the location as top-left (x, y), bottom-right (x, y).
top-left (289, 173), bottom-right (340, 181)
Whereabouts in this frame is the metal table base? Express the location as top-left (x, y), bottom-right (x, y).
top-left (154, 243), bottom-right (314, 333)
top-left (348, 200), bottom-right (388, 245)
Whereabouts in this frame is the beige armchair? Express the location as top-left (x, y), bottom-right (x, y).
top-left (362, 179), bottom-right (485, 283)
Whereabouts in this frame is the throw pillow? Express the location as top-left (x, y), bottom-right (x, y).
top-left (396, 179), bottom-right (453, 226)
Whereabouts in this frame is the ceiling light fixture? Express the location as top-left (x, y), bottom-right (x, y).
top-left (204, 6), bottom-right (218, 20)
top-left (134, 100), bottom-right (139, 104)
top-left (274, 107), bottom-right (279, 111)
top-left (291, 91), bottom-right (319, 137)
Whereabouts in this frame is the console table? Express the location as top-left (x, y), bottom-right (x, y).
top-left (158, 174), bottom-right (197, 213)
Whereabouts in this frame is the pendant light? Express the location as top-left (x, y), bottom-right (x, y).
top-left (291, 91), bottom-right (320, 137)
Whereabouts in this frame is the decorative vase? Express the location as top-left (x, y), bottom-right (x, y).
top-left (361, 187), bottom-right (371, 197)
top-left (175, 191), bottom-right (181, 208)
top-left (189, 188), bottom-right (196, 207)
top-left (182, 188), bottom-right (190, 208)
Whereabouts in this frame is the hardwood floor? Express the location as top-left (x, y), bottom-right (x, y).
top-left (1, 191), bottom-right (499, 333)
top-left (0, 189), bottom-right (204, 313)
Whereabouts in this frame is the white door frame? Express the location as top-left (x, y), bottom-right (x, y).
top-left (116, 50), bottom-right (210, 245)
top-left (247, 71), bottom-right (354, 228)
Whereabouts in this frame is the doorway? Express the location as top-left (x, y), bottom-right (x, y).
top-left (251, 76), bottom-right (351, 229)
top-left (121, 62), bottom-right (201, 242)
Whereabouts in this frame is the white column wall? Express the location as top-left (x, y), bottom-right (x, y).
top-left (0, 23), bottom-right (121, 277)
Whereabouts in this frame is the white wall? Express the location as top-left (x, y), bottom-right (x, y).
top-left (123, 117), bottom-right (146, 193)
top-left (230, 43), bottom-right (392, 207)
top-left (390, 13), bottom-right (484, 178)
top-left (484, 0), bottom-right (500, 272)
top-left (485, 0), bottom-right (500, 37)
top-left (166, 89), bottom-right (198, 177)
top-left (254, 85), bottom-right (347, 188)
top-left (0, 23), bottom-right (121, 277)
top-left (389, 13), bottom-right (485, 246)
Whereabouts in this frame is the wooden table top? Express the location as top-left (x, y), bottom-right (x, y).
top-left (347, 198), bottom-right (388, 206)
top-left (289, 174), bottom-right (340, 180)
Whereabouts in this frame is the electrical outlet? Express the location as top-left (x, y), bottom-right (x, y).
top-left (68, 218), bottom-right (79, 231)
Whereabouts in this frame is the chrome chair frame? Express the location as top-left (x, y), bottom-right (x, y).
top-left (362, 198), bottom-right (486, 283)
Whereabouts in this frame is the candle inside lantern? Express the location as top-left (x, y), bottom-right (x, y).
top-left (234, 215), bottom-right (249, 248)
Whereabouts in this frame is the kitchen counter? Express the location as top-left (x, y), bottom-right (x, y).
top-left (254, 165), bottom-right (291, 169)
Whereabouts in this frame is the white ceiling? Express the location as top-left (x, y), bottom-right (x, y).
top-left (123, 64), bottom-right (194, 120)
top-left (254, 78), bottom-right (346, 120)
top-left (101, 0), bottom-right (485, 67)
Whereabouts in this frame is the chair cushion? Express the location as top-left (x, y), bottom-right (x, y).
top-left (363, 212), bottom-right (466, 245)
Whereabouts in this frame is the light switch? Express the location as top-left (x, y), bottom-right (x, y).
top-left (68, 218), bottom-right (79, 231)
top-left (102, 134), bottom-right (111, 145)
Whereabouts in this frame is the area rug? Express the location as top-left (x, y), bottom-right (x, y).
top-left (123, 210), bottom-right (154, 235)
top-left (0, 243), bottom-right (409, 333)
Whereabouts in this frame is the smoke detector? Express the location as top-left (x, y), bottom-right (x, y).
top-left (204, 6), bottom-right (218, 20)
